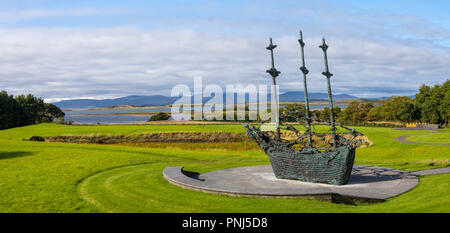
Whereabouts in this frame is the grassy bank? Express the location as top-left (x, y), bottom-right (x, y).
top-left (407, 132), bottom-right (450, 144)
top-left (0, 123), bottom-right (448, 212)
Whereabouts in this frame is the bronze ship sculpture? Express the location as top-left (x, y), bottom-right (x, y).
top-left (244, 30), bottom-right (363, 185)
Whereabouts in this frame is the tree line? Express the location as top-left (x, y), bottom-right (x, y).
top-left (0, 91), bottom-right (65, 130)
top-left (280, 80), bottom-right (449, 126)
top-left (184, 79), bottom-right (449, 126)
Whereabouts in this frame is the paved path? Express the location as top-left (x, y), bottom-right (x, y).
top-left (164, 165), bottom-right (421, 203)
top-left (394, 129), bottom-right (450, 146)
top-left (165, 129), bottom-right (449, 203)
top-left (410, 167), bottom-right (450, 176)
top-left (164, 164), bottom-right (450, 203)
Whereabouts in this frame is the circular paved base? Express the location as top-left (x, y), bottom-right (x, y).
top-left (163, 165), bottom-right (418, 203)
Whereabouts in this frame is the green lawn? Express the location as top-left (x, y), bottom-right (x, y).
top-left (0, 123), bottom-right (449, 213)
top-left (407, 132), bottom-right (450, 144)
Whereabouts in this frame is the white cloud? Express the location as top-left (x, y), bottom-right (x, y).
top-left (0, 8), bottom-right (129, 22)
top-left (0, 3), bottom-right (449, 101)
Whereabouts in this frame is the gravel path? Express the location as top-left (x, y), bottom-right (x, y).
top-left (394, 129), bottom-right (450, 146)
top-left (163, 165), bottom-right (450, 203)
top-left (410, 167), bottom-right (450, 176)
top-left (393, 128), bottom-right (449, 176)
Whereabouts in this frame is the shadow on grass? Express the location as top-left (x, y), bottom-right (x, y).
top-left (0, 151), bottom-right (35, 160)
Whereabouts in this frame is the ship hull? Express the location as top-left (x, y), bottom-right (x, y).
top-left (265, 146), bottom-right (355, 185)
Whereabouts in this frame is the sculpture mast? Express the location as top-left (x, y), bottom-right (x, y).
top-left (298, 30), bottom-right (313, 148)
top-left (319, 37), bottom-right (337, 148)
top-left (266, 38), bottom-right (281, 139)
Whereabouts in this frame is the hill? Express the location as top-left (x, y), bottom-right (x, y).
top-left (52, 92), bottom-right (359, 109)
top-left (53, 95), bottom-right (179, 109)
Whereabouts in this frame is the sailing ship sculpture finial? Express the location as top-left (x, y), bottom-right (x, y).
top-left (319, 38), bottom-right (333, 78)
top-left (298, 31), bottom-right (309, 75)
top-left (319, 37), bottom-right (337, 148)
top-left (266, 38), bottom-right (280, 78)
top-left (297, 30), bottom-right (313, 148)
top-left (266, 37), bottom-right (281, 139)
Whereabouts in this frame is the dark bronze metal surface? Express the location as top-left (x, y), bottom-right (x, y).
top-left (244, 31), bottom-right (364, 185)
top-left (266, 37), bottom-right (281, 139)
top-left (320, 37), bottom-right (337, 148)
top-left (298, 30), bottom-right (313, 148)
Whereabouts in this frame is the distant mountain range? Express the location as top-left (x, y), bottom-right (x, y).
top-left (53, 95), bottom-right (179, 109)
top-left (52, 91), bottom-right (359, 109)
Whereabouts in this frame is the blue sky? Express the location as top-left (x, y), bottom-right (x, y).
top-left (0, 0), bottom-right (449, 101)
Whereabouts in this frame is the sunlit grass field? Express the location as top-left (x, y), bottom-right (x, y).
top-left (0, 123), bottom-right (448, 213)
top-left (407, 132), bottom-right (450, 144)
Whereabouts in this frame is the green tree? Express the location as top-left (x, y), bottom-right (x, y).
top-left (415, 80), bottom-right (449, 124)
top-left (368, 96), bottom-right (419, 122)
top-left (340, 101), bottom-right (374, 122)
top-left (437, 80), bottom-right (450, 125)
top-left (440, 91), bottom-right (450, 126)
top-left (15, 94), bottom-right (46, 126)
top-left (0, 91), bottom-right (65, 129)
top-left (0, 91), bottom-right (19, 129)
top-left (41, 103), bottom-right (65, 123)
top-left (319, 106), bottom-right (342, 122)
top-left (280, 103), bottom-right (306, 122)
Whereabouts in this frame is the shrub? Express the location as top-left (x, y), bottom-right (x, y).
top-left (148, 112), bottom-right (170, 121)
top-left (28, 136), bottom-right (45, 142)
